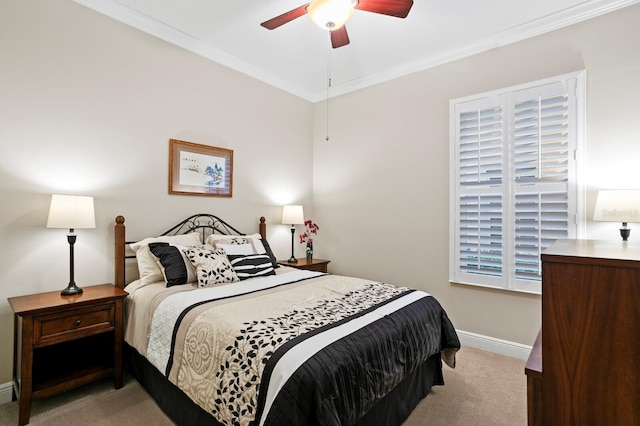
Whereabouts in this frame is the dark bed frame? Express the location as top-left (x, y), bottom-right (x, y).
top-left (113, 214), bottom-right (444, 426)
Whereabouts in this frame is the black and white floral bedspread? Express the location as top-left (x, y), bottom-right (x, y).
top-left (144, 270), bottom-right (460, 426)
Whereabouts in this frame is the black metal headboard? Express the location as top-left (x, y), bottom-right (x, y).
top-left (114, 214), bottom-right (267, 289)
top-left (154, 214), bottom-right (244, 243)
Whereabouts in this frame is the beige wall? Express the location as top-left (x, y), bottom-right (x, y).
top-left (312, 5), bottom-right (640, 345)
top-left (0, 0), bottom-right (313, 384)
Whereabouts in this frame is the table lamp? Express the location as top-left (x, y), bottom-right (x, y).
top-left (47, 194), bottom-right (96, 295)
top-left (282, 205), bottom-right (304, 263)
top-left (593, 189), bottom-right (640, 241)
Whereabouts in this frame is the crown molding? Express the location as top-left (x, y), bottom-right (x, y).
top-left (73, 0), bottom-right (317, 101)
top-left (74, 0), bottom-right (640, 103)
top-left (322, 0), bottom-right (640, 101)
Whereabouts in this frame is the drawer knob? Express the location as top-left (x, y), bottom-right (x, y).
top-left (75, 319), bottom-right (81, 327)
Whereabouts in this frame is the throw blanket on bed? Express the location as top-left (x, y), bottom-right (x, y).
top-left (143, 270), bottom-right (459, 426)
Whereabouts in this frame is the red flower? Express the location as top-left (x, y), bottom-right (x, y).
top-left (299, 220), bottom-right (319, 244)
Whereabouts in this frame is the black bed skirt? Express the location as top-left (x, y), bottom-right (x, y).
top-left (125, 344), bottom-right (444, 426)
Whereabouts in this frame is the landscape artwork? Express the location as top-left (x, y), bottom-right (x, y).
top-left (169, 139), bottom-right (233, 197)
top-left (179, 151), bottom-right (226, 189)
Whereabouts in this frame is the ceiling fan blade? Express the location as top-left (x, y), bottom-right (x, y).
top-left (331, 26), bottom-right (350, 49)
top-left (354, 0), bottom-right (413, 18)
top-left (260, 4), bottom-right (310, 30)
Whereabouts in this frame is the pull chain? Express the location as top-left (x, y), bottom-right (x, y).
top-left (325, 44), bottom-right (331, 141)
top-left (325, 77), bottom-right (331, 141)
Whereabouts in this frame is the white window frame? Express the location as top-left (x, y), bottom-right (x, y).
top-left (449, 71), bottom-right (586, 294)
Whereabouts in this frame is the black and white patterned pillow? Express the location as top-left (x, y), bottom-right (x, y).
top-left (149, 242), bottom-right (197, 287)
top-left (183, 247), bottom-right (239, 287)
top-left (130, 233), bottom-right (202, 286)
top-left (206, 233), bottom-right (279, 269)
top-left (226, 254), bottom-right (276, 280)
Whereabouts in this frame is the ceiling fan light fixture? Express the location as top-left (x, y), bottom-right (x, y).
top-left (308, 0), bottom-right (354, 31)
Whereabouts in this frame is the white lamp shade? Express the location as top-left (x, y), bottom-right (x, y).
top-left (47, 194), bottom-right (96, 229)
top-left (308, 0), bottom-right (354, 31)
top-left (282, 205), bottom-right (304, 225)
top-left (593, 189), bottom-right (640, 223)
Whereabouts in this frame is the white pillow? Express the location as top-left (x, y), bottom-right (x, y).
top-left (207, 234), bottom-right (265, 254)
top-left (216, 243), bottom-right (255, 256)
top-left (205, 233), bottom-right (261, 246)
top-left (130, 233), bottom-right (202, 286)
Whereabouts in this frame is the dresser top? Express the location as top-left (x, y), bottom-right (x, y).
top-left (542, 239), bottom-right (640, 265)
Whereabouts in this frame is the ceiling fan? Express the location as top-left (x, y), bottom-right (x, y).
top-left (260, 0), bottom-right (414, 49)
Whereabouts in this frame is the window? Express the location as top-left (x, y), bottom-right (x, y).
top-left (449, 72), bottom-right (585, 294)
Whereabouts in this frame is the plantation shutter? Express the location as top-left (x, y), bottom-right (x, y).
top-left (512, 82), bottom-right (572, 284)
top-left (451, 73), bottom-right (582, 294)
top-left (455, 99), bottom-right (505, 288)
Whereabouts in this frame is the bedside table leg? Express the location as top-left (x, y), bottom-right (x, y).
top-left (18, 397), bottom-right (32, 426)
top-left (12, 315), bottom-right (18, 402)
top-left (113, 299), bottom-right (124, 389)
top-left (18, 317), bottom-right (33, 426)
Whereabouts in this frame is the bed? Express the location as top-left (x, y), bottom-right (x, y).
top-left (114, 214), bottom-right (460, 426)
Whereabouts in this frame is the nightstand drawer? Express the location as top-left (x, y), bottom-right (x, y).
top-left (278, 259), bottom-right (330, 273)
top-left (34, 304), bottom-right (115, 346)
top-left (303, 263), bottom-right (328, 272)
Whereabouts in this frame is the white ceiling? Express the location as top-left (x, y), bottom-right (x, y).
top-left (74, 0), bottom-right (638, 102)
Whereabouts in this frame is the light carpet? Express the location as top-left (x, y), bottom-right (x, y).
top-left (0, 346), bottom-right (526, 425)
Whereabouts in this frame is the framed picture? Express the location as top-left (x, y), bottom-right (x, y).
top-left (169, 139), bottom-right (233, 197)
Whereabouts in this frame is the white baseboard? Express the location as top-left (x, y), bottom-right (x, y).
top-left (456, 329), bottom-right (532, 360)
top-left (0, 381), bottom-right (13, 404)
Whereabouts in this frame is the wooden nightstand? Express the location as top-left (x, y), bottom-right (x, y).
top-left (278, 258), bottom-right (330, 273)
top-left (8, 284), bottom-right (128, 426)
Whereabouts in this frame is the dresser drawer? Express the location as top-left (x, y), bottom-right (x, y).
top-left (33, 303), bottom-right (115, 346)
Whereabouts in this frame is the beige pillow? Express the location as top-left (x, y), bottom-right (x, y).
top-left (130, 233), bottom-right (202, 286)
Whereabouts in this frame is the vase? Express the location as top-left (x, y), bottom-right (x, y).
top-left (306, 241), bottom-right (313, 261)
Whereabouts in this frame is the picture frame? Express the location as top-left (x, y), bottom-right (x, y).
top-left (169, 139), bottom-right (233, 197)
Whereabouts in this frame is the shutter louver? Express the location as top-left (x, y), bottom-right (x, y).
top-left (513, 89), bottom-right (570, 282)
top-left (514, 94), bottom-right (569, 183)
top-left (514, 191), bottom-right (568, 280)
top-left (459, 107), bottom-right (503, 186)
top-left (457, 103), bottom-right (504, 282)
top-left (459, 194), bottom-right (503, 276)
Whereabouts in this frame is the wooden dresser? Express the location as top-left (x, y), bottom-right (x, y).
top-left (527, 239), bottom-right (640, 425)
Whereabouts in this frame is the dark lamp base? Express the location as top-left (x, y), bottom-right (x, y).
top-left (287, 256), bottom-right (298, 263)
top-left (620, 223), bottom-right (631, 241)
top-left (61, 283), bottom-right (83, 296)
